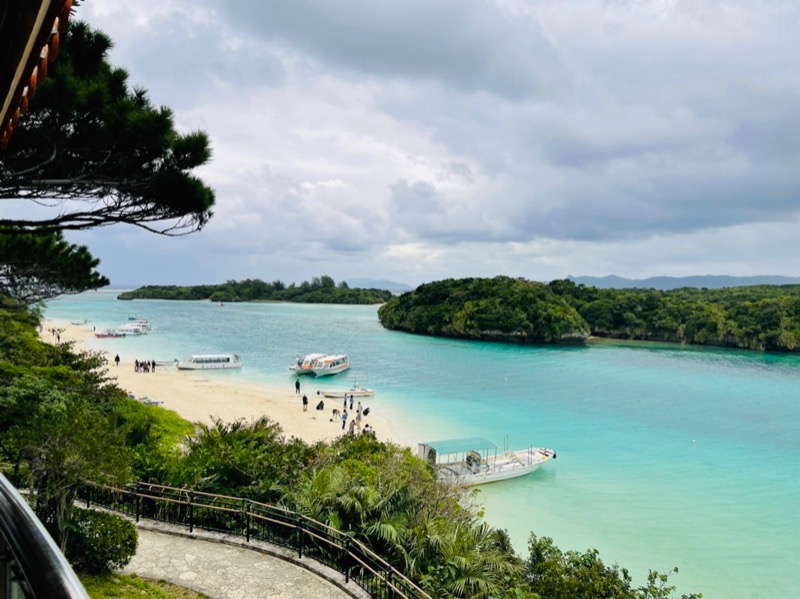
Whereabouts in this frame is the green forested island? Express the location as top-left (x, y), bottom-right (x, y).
top-left (378, 276), bottom-right (800, 352)
top-left (117, 275), bottom-right (393, 304)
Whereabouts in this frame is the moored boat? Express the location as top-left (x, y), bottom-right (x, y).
top-left (94, 329), bottom-right (126, 338)
top-left (320, 383), bottom-right (374, 398)
top-left (176, 354), bottom-right (242, 370)
top-left (290, 353), bottom-right (328, 375)
top-left (311, 354), bottom-right (350, 377)
top-left (417, 437), bottom-right (556, 486)
top-left (115, 321), bottom-right (150, 336)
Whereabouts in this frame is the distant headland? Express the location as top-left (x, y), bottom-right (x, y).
top-left (116, 276), bottom-right (393, 304)
top-left (568, 274), bottom-right (800, 290)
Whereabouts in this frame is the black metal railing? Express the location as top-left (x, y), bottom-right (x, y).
top-left (0, 474), bottom-right (89, 599)
top-left (78, 481), bottom-right (431, 599)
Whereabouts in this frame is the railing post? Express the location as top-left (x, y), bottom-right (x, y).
top-left (135, 482), bottom-right (141, 523)
top-left (188, 491), bottom-right (194, 534)
top-left (245, 499), bottom-right (251, 543)
top-left (297, 517), bottom-right (303, 559)
top-left (343, 537), bottom-right (351, 584)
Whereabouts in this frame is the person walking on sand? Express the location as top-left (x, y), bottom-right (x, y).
top-left (114, 354), bottom-right (120, 367)
top-left (302, 394), bottom-right (308, 412)
top-left (341, 408), bottom-right (348, 431)
top-left (348, 418), bottom-right (356, 435)
top-left (295, 379), bottom-right (301, 394)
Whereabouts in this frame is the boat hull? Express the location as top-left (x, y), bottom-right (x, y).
top-left (433, 448), bottom-right (556, 486)
top-left (95, 330), bottom-right (126, 338)
top-left (311, 354), bottom-right (350, 377)
top-left (321, 388), bottom-right (374, 398)
top-left (176, 364), bottom-right (242, 370)
top-left (312, 364), bottom-right (351, 377)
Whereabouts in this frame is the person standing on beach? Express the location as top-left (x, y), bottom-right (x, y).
top-left (302, 394), bottom-right (308, 412)
top-left (114, 354), bottom-right (120, 367)
top-left (341, 408), bottom-right (348, 431)
top-left (349, 395), bottom-right (354, 410)
top-left (295, 379), bottom-right (300, 394)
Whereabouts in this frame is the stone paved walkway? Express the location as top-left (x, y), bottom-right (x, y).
top-left (122, 524), bottom-right (367, 599)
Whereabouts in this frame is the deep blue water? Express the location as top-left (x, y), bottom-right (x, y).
top-left (46, 292), bottom-right (800, 598)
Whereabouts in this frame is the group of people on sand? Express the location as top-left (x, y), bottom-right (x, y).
top-left (296, 384), bottom-right (375, 437)
top-left (133, 358), bottom-right (156, 373)
top-left (334, 395), bottom-right (373, 436)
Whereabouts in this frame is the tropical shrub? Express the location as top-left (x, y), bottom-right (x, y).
top-left (66, 509), bottom-right (138, 573)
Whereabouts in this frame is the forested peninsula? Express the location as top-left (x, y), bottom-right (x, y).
top-left (377, 276), bottom-right (800, 352)
top-left (117, 276), bottom-right (393, 304)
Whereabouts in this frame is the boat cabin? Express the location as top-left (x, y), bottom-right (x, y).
top-left (418, 437), bottom-right (498, 474)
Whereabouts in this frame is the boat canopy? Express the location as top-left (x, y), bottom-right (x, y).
top-left (420, 437), bottom-right (497, 455)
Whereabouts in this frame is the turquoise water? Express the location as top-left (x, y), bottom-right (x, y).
top-left (46, 292), bottom-right (800, 598)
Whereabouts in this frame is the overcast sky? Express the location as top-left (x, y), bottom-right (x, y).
top-left (56, 1), bottom-right (800, 287)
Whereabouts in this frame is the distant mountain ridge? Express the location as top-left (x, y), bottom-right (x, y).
top-left (348, 278), bottom-right (412, 292)
top-left (567, 274), bottom-right (800, 290)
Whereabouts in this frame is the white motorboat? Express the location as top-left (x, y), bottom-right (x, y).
top-left (115, 319), bottom-right (151, 336)
top-left (290, 353), bottom-right (328, 375)
top-left (311, 354), bottom-right (350, 377)
top-left (417, 437), bottom-right (556, 486)
top-left (319, 383), bottom-right (374, 398)
top-left (94, 329), bottom-right (126, 338)
top-left (176, 354), bottom-right (242, 370)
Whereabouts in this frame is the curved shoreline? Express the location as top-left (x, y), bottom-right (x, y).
top-left (41, 318), bottom-right (399, 445)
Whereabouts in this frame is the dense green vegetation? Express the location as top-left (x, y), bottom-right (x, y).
top-left (0, 229), bottom-right (109, 308)
top-left (379, 276), bottom-right (800, 352)
top-left (0, 304), bottom-right (700, 598)
top-left (1, 21), bottom-right (215, 236)
top-left (67, 509), bottom-right (138, 573)
top-left (378, 276), bottom-right (590, 343)
top-left (117, 275), bottom-right (394, 304)
top-left (1, 18), bottom-right (216, 308)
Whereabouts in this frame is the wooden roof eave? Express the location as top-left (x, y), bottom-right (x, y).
top-left (0, 0), bottom-right (72, 151)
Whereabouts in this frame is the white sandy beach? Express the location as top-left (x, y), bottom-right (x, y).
top-left (41, 319), bottom-right (399, 445)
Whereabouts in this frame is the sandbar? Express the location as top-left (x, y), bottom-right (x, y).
top-left (41, 319), bottom-right (399, 445)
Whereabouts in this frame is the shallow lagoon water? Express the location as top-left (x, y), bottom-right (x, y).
top-left (46, 292), bottom-right (800, 598)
